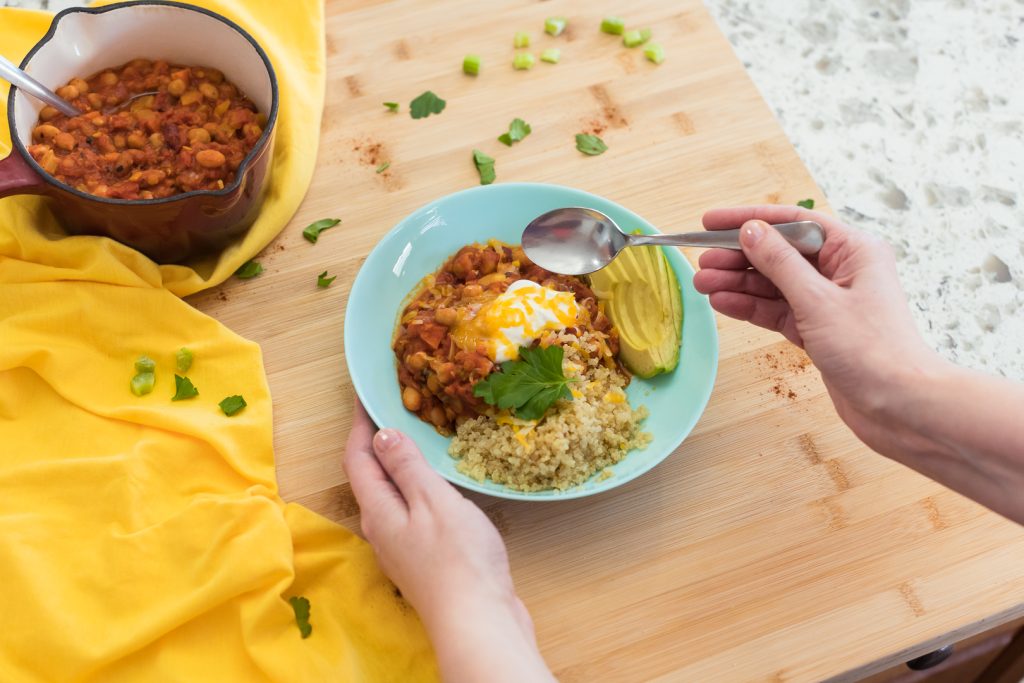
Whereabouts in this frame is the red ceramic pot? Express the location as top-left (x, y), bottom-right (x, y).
top-left (0, 1), bottom-right (279, 263)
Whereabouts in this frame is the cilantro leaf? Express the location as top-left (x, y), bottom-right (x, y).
top-left (472, 345), bottom-right (575, 420)
top-left (302, 218), bottom-right (341, 244)
top-left (575, 133), bottom-right (608, 156)
top-left (376, 162), bottom-right (390, 174)
top-left (317, 271), bottom-right (337, 288)
top-left (219, 395), bottom-right (247, 416)
top-left (235, 260), bottom-right (263, 279)
top-left (472, 149), bottom-right (496, 185)
top-left (796, 198), bottom-right (815, 209)
top-left (498, 118), bottom-right (532, 146)
top-left (171, 374), bottom-right (199, 401)
top-left (383, 101), bottom-right (399, 112)
top-left (409, 91), bottom-right (446, 119)
top-left (288, 596), bottom-right (312, 639)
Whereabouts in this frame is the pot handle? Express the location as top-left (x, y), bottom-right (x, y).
top-left (0, 151), bottom-right (47, 198)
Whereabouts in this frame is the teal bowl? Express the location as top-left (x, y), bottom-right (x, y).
top-left (344, 183), bottom-right (718, 501)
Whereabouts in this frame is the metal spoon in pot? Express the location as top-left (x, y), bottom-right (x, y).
top-left (522, 207), bottom-right (825, 275)
top-left (0, 55), bottom-right (79, 117)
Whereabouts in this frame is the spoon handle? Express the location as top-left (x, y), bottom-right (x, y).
top-left (629, 221), bottom-right (825, 256)
top-left (0, 55), bottom-right (79, 117)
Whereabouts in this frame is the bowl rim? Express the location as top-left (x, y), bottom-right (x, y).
top-left (345, 182), bottom-right (720, 501)
top-left (5, 0), bottom-right (280, 206)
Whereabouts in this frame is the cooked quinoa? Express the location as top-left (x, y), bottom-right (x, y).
top-left (449, 332), bottom-right (651, 492)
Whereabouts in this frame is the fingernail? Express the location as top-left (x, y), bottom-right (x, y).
top-left (740, 220), bottom-right (767, 247)
top-left (374, 428), bottom-right (402, 454)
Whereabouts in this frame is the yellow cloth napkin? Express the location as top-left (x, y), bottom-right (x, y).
top-left (0, 2), bottom-right (438, 681)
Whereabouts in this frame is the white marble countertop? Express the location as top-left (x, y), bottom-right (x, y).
top-left (5, 0), bottom-right (1022, 379)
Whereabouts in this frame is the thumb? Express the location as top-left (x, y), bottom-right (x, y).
top-left (739, 219), bottom-right (826, 307)
top-left (373, 428), bottom-right (455, 507)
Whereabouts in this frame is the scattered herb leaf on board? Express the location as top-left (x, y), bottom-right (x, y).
top-left (289, 596), bottom-right (312, 639)
top-left (472, 149), bottom-right (496, 185)
top-left (317, 271), bottom-right (337, 288)
top-left (409, 91), bottom-right (446, 119)
top-left (473, 345), bottom-right (576, 421)
top-left (797, 198), bottom-right (815, 209)
top-left (498, 118), bottom-right (532, 146)
top-left (219, 395), bottom-right (247, 416)
top-left (575, 133), bottom-right (608, 156)
top-left (383, 102), bottom-right (399, 112)
top-left (171, 375), bottom-right (199, 401)
top-left (376, 162), bottom-right (390, 174)
top-left (235, 260), bottom-right (264, 279)
top-left (302, 218), bottom-right (341, 244)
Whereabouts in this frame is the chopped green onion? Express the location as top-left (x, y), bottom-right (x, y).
top-left (513, 31), bottom-right (530, 48)
top-left (623, 28), bottom-right (652, 48)
top-left (219, 395), bottom-right (247, 416)
top-left (235, 260), bottom-right (263, 279)
top-left (462, 54), bottom-right (481, 76)
top-left (472, 149), bottom-right (496, 185)
top-left (575, 133), bottom-right (608, 156)
top-left (796, 198), bottom-right (815, 209)
top-left (130, 372), bottom-right (155, 397)
top-left (171, 374), bottom-right (199, 401)
top-left (601, 16), bottom-right (625, 35)
top-left (302, 218), bottom-right (341, 244)
top-left (644, 43), bottom-right (665, 64)
top-left (544, 17), bottom-right (567, 36)
top-left (383, 102), bottom-right (399, 112)
top-left (376, 162), bottom-right (390, 174)
top-left (540, 48), bottom-right (561, 64)
top-left (134, 355), bottom-right (156, 374)
top-left (317, 271), bottom-right (337, 288)
top-left (176, 348), bottom-right (193, 373)
top-left (513, 53), bottom-right (536, 70)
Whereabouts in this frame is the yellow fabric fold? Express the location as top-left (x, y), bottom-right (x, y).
top-left (0, 2), bottom-right (438, 680)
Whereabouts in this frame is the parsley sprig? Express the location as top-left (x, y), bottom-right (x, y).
top-left (473, 345), bottom-right (576, 421)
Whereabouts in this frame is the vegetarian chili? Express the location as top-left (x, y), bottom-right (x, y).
top-left (394, 241), bottom-right (618, 435)
top-left (27, 58), bottom-right (265, 200)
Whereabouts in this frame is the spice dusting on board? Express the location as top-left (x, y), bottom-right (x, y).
top-left (761, 348), bottom-right (812, 401)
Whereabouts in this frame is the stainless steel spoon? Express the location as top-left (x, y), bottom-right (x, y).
top-left (0, 55), bottom-right (79, 117)
top-left (522, 207), bottom-right (825, 275)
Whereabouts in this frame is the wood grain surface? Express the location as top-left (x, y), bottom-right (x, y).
top-left (186, 0), bottom-right (1024, 680)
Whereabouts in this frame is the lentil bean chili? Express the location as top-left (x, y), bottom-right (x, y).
top-left (27, 58), bottom-right (265, 200)
top-left (394, 241), bottom-right (620, 435)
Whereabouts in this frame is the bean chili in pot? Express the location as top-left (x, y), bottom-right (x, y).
top-left (27, 58), bottom-right (265, 200)
top-left (394, 241), bottom-right (619, 435)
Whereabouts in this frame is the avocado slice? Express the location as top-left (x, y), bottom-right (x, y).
top-left (588, 235), bottom-right (684, 378)
top-left (641, 243), bottom-right (683, 372)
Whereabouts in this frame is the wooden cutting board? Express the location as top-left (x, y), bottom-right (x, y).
top-left (187, 0), bottom-right (1024, 680)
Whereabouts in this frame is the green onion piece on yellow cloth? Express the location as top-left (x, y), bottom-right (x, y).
top-left (130, 372), bottom-right (155, 396)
